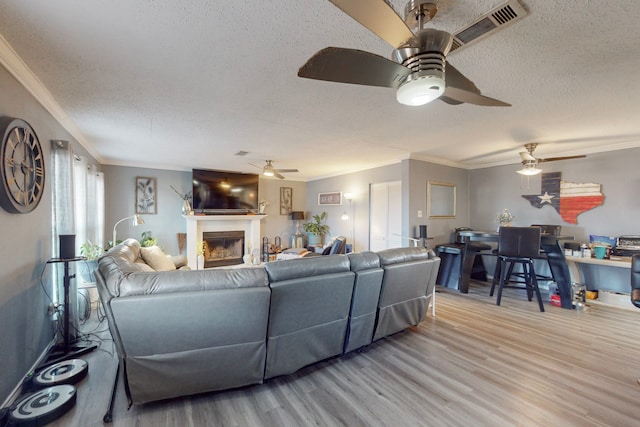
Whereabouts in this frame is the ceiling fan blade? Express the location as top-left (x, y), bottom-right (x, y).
top-left (538, 155), bottom-right (587, 163)
top-left (299, 47), bottom-right (411, 88)
top-left (441, 86), bottom-right (511, 107)
top-left (249, 163), bottom-right (263, 169)
top-left (444, 63), bottom-right (481, 94)
top-left (520, 151), bottom-right (537, 161)
top-left (441, 63), bottom-right (511, 106)
top-left (275, 169), bottom-right (299, 173)
top-left (274, 172), bottom-right (285, 180)
top-left (328, 0), bottom-right (416, 48)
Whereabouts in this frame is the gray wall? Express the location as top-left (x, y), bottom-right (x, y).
top-left (257, 179), bottom-right (307, 250)
top-left (469, 147), bottom-right (640, 293)
top-left (469, 147), bottom-right (640, 241)
top-left (103, 165), bottom-right (191, 255)
top-left (406, 158), bottom-right (471, 246)
top-left (305, 159), bottom-right (470, 251)
top-left (0, 64), bottom-right (99, 403)
top-left (306, 162), bottom-right (402, 251)
top-left (102, 165), bottom-right (305, 255)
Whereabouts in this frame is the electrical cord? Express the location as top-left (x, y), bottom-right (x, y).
top-left (38, 262), bottom-right (54, 305)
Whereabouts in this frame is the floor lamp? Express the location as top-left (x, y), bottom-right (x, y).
top-left (343, 193), bottom-right (354, 252)
top-left (112, 214), bottom-right (145, 246)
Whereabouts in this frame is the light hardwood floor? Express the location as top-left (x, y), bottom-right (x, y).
top-left (40, 283), bottom-right (640, 426)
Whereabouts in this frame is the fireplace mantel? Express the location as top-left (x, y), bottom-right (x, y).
top-left (184, 215), bottom-right (266, 269)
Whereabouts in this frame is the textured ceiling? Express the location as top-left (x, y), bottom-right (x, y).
top-left (0, 0), bottom-right (639, 180)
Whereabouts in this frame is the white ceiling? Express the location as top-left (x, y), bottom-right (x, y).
top-left (1, 0), bottom-right (639, 181)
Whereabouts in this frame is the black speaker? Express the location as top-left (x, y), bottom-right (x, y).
top-left (418, 225), bottom-right (427, 239)
top-left (59, 235), bottom-right (76, 259)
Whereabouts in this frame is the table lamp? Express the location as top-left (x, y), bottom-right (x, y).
top-left (290, 211), bottom-right (305, 248)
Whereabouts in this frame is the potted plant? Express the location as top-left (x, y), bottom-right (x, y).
top-left (79, 241), bottom-right (103, 283)
top-left (140, 231), bottom-right (158, 247)
top-left (303, 212), bottom-right (330, 246)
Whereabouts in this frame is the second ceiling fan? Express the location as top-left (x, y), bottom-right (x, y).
top-left (298, 0), bottom-right (523, 107)
top-left (517, 143), bottom-right (586, 175)
top-left (250, 160), bottom-right (299, 179)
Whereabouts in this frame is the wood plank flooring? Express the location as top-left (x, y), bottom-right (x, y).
top-left (39, 283), bottom-right (640, 426)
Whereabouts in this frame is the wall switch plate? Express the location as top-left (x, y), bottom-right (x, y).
top-left (417, 210), bottom-right (423, 218)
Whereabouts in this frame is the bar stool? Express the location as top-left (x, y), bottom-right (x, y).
top-left (503, 224), bottom-right (561, 285)
top-left (492, 226), bottom-right (545, 312)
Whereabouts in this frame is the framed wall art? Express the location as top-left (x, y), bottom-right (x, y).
top-left (280, 187), bottom-right (292, 215)
top-left (136, 176), bottom-right (157, 214)
top-left (427, 181), bottom-right (456, 218)
top-left (318, 192), bottom-right (342, 206)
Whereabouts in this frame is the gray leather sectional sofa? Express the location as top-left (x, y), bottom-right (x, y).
top-left (95, 239), bottom-right (440, 405)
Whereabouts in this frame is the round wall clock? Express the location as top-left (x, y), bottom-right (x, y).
top-left (0, 117), bottom-right (45, 214)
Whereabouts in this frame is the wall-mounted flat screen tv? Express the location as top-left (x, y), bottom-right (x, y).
top-left (192, 168), bottom-right (259, 214)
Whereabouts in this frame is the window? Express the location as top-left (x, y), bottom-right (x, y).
top-left (51, 140), bottom-right (105, 301)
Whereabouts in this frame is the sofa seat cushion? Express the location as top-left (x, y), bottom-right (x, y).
top-left (140, 246), bottom-right (176, 271)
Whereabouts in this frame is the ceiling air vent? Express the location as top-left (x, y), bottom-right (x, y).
top-left (450, 0), bottom-right (528, 53)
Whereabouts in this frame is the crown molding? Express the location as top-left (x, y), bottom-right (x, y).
top-left (0, 34), bottom-right (102, 162)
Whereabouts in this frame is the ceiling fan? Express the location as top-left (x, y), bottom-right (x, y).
top-left (298, 0), bottom-right (522, 107)
top-left (517, 143), bottom-right (586, 175)
top-left (250, 160), bottom-right (299, 179)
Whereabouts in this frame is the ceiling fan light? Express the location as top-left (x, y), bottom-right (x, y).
top-left (517, 166), bottom-right (542, 176)
top-left (396, 74), bottom-right (445, 106)
top-left (263, 170), bottom-right (274, 177)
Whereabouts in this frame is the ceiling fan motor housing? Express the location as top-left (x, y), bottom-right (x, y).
top-left (393, 29), bottom-right (452, 105)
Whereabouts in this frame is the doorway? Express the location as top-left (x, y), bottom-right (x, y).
top-left (369, 181), bottom-right (401, 251)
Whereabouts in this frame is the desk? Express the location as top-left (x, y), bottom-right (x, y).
top-left (566, 255), bottom-right (631, 295)
top-left (457, 231), bottom-right (575, 309)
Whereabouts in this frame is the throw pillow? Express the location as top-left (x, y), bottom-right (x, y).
top-left (168, 255), bottom-right (188, 268)
top-left (140, 246), bottom-right (176, 271)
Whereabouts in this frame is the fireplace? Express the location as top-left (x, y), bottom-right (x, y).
top-left (184, 214), bottom-right (265, 270)
top-left (202, 231), bottom-right (244, 268)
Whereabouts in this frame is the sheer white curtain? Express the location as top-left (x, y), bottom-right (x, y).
top-left (51, 140), bottom-right (105, 300)
top-left (51, 141), bottom-right (75, 242)
top-left (73, 155), bottom-right (88, 252)
top-left (71, 154), bottom-right (105, 252)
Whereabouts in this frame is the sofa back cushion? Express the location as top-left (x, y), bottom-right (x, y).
top-left (98, 239), bottom-right (268, 297)
top-left (263, 255), bottom-right (355, 378)
top-left (344, 252), bottom-right (384, 353)
top-left (264, 254), bottom-right (350, 281)
top-left (376, 246), bottom-right (431, 266)
top-left (373, 247), bottom-right (436, 341)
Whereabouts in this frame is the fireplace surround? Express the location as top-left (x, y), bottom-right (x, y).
top-left (184, 215), bottom-right (266, 270)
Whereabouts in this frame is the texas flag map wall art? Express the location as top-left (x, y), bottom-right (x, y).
top-left (521, 172), bottom-right (604, 224)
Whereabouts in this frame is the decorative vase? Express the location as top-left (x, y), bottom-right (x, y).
top-left (243, 253), bottom-right (252, 264)
top-left (182, 199), bottom-right (192, 215)
top-left (197, 254), bottom-right (205, 270)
